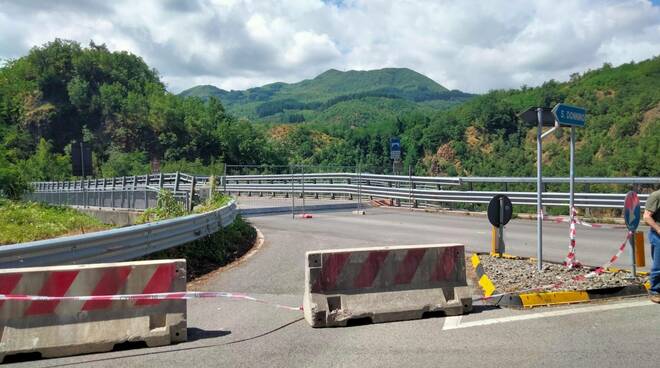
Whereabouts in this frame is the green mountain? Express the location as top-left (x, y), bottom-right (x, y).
top-left (179, 68), bottom-right (474, 122)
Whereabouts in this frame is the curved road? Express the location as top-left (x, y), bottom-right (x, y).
top-left (14, 208), bottom-right (659, 367)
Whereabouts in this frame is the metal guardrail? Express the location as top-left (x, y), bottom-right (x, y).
top-left (0, 201), bottom-right (237, 268)
top-left (30, 172), bottom-right (657, 210)
top-left (221, 173), bottom-right (655, 209)
top-left (30, 172), bottom-right (196, 210)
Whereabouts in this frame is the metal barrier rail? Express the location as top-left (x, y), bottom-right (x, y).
top-left (24, 187), bottom-right (191, 211)
top-left (225, 183), bottom-right (650, 209)
top-left (30, 172), bottom-right (657, 210)
top-left (0, 201), bottom-right (237, 268)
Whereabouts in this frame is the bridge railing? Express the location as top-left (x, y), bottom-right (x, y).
top-left (30, 172), bottom-right (658, 210)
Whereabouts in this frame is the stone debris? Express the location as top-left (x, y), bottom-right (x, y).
top-left (479, 255), bottom-right (649, 293)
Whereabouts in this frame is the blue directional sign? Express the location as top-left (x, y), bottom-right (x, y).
top-left (552, 103), bottom-right (586, 127)
top-left (390, 137), bottom-right (401, 160)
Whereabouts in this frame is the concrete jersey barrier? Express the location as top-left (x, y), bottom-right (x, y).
top-left (0, 259), bottom-right (187, 362)
top-left (303, 244), bottom-right (472, 327)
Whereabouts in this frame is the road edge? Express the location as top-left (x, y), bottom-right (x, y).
top-left (187, 226), bottom-right (265, 290)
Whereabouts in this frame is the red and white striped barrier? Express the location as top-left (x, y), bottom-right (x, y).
top-left (0, 260), bottom-right (187, 361)
top-left (0, 291), bottom-right (302, 311)
top-left (303, 244), bottom-right (472, 327)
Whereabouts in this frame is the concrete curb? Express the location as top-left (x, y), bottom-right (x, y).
top-left (470, 253), bottom-right (649, 308)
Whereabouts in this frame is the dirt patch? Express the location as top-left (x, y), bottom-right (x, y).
top-left (479, 255), bottom-right (648, 293)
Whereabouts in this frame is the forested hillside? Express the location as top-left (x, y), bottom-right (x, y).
top-left (1, 39), bottom-right (658, 198)
top-left (0, 40), bottom-right (281, 197)
top-left (179, 67), bottom-right (473, 123)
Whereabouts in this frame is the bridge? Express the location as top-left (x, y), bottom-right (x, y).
top-left (2, 172), bottom-right (658, 366)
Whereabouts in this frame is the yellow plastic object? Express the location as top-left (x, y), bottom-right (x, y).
top-left (635, 231), bottom-right (645, 267)
top-left (519, 291), bottom-right (589, 307)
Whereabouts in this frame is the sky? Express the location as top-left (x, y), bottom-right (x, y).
top-left (1, 0), bottom-right (659, 94)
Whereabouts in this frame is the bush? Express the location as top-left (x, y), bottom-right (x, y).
top-left (146, 215), bottom-right (256, 280)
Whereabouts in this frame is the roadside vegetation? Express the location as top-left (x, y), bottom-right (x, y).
top-left (0, 199), bottom-right (109, 245)
top-left (1, 38), bottom-right (657, 219)
top-left (140, 189), bottom-right (256, 280)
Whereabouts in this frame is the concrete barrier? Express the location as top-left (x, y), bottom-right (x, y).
top-left (0, 259), bottom-right (186, 362)
top-left (303, 244), bottom-right (472, 327)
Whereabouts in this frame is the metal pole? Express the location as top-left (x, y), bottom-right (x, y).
top-left (408, 165), bottom-right (413, 210)
top-left (569, 126), bottom-right (576, 259)
top-left (498, 196), bottom-right (505, 254)
top-left (536, 107), bottom-right (543, 271)
top-left (222, 164), bottom-right (227, 194)
top-left (291, 165), bottom-right (295, 219)
top-left (80, 142), bottom-right (85, 178)
top-left (302, 164), bottom-right (306, 216)
top-left (630, 236), bottom-right (638, 277)
top-left (357, 162), bottom-right (362, 212)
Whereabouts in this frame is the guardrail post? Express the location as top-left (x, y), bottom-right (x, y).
top-left (290, 165), bottom-right (295, 218)
top-left (95, 179), bottom-right (99, 207)
top-left (313, 179), bottom-right (319, 199)
top-left (133, 175), bottom-right (138, 209)
top-left (348, 177), bottom-right (353, 200)
top-left (222, 164), bottom-right (227, 194)
top-left (144, 175), bottom-right (148, 210)
top-left (301, 165), bottom-right (306, 214)
top-left (84, 179), bottom-right (87, 207)
top-left (330, 178), bottom-right (335, 199)
top-left (111, 178), bottom-right (115, 208)
top-left (121, 176), bottom-right (126, 208)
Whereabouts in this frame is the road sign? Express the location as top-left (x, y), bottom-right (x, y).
top-left (390, 138), bottom-right (401, 160)
top-left (623, 191), bottom-right (641, 232)
top-left (487, 194), bottom-right (513, 227)
top-left (552, 103), bottom-right (586, 127)
top-left (518, 107), bottom-right (555, 126)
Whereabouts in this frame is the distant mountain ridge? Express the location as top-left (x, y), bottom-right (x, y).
top-left (179, 68), bottom-right (474, 122)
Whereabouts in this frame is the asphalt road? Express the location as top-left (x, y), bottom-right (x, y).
top-left (11, 207), bottom-right (659, 367)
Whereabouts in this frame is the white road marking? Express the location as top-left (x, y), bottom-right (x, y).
top-left (442, 316), bottom-right (462, 329)
top-left (442, 300), bottom-right (654, 330)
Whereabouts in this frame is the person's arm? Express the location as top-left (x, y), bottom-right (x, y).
top-left (644, 210), bottom-right (660, 233)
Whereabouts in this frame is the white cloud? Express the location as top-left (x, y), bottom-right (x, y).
top-left (0, 0), bottom-right (659, 93)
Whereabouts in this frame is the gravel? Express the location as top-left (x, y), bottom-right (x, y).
top-left (479, 255), bottom-right (649, 292)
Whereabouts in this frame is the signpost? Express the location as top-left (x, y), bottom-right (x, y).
top-left (71, 141), bottom-right (92, 178)
top-left (623, 191), bottom-right (641, 277)
top-left (488, 195), bottom-right (513, 255)
top-left (518, 103), bottom-right (586, 271)
top-left (552, 103), bottom-right (587, 268)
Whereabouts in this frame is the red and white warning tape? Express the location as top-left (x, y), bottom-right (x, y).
top-left (563, 207), bottom-right (581, 268)
top-left (577, 231), bottom-right (633, 280)
top-left (476, 231), bottom-right (638, 303)
top-left (0, 291), bottom-right (303, 312)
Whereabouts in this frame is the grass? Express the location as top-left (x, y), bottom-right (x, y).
top-left (0, 199), bottom-right (110, 245)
